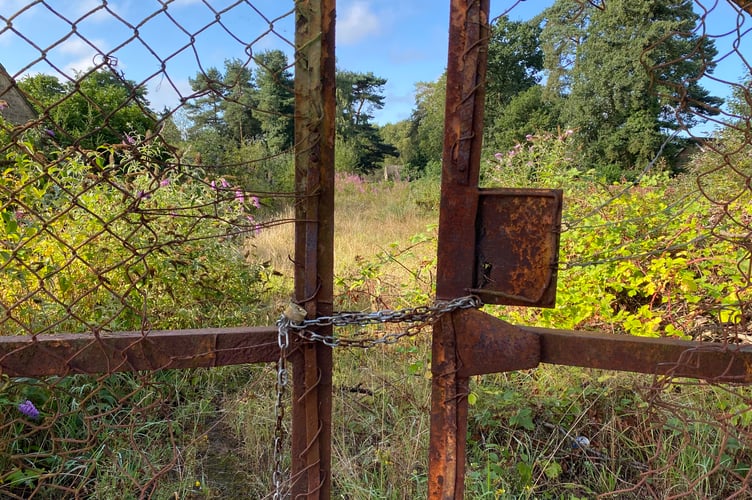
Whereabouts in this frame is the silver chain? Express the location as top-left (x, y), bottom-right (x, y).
top-left (272, 315), bottom-right (290, 500)
top-left (287, 295), bottom-right (482, 348)
top-left (269, 294), bottom-right (482, 498)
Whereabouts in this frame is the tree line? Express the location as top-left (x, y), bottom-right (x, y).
top-left (12, 0), bottom-right (741, 183)
top-left (394, 0), bottom-right (729, 181)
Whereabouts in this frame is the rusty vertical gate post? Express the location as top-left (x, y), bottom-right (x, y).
top-left (292, 0), bottom-right (336, 497)
top-left (429, 0), bottom-right (490, 498)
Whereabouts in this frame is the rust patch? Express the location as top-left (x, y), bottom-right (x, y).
top-left (470, 188), bottom-right (562, 307)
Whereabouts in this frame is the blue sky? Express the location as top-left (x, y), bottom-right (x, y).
top-left (1, 1), bottom-right (749, 127)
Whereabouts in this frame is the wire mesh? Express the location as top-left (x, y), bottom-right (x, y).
top-left (476, 1), bottom-right (752, 497)
top-left (2, 0), bottom-right (752, 498)
top-left (0, 1), bottom-right (300, 496)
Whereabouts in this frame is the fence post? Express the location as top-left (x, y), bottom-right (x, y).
top-left (429, 0), bottom-right (490, 497)
top-left (292, 0), bottom-right (336, 497)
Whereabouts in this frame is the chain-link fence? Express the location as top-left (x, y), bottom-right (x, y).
top-left (1, 0), bottom-right (752, 498)
top-left (0, 1), bottom-right (305, 497)
top-left (470, 1), bottom-right (752, 497)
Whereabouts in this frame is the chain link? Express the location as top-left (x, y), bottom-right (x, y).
top-left (272, 315), bottom-right (290, 500)
top-left (287, 295), bottom-right (482, 348)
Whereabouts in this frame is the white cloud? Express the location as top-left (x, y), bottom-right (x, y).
top-left (337, 1), bottom-right (381, 45)
top-left (57, 37), bottom-right (110, 76)
top-left (147, 76), bottom-right (192, 113)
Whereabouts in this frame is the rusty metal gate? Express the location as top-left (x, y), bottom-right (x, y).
top-left (1, 0), bottom-right (752, 498)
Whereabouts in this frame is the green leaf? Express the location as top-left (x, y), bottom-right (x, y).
top-left (509, 407), bottom-right (535, 431)
top-left (544, 461), bottom-right (562, 480)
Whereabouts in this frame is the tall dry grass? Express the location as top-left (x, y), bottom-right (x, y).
top-left (246, 174), bottom-right (436, 284)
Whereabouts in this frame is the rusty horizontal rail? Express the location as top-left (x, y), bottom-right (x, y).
top-left (453, 309), bottom-right (752, 383)
top-left (0, 327), bottom-right (279, 377)
top-left (531, 325), bottom-right (752, 383)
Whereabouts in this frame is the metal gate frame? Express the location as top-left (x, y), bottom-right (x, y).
top-left (428, 1), bottom-right (752, 497)
top-left (0, 1), bottom-right (336, 497)
top-left (2, 1), bottom-right (752, 498)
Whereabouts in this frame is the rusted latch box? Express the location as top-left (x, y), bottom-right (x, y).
top-left (469, 188), bottom-right (563, 308)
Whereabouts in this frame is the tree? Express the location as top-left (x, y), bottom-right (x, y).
top-left (485, 16), bottom-right (544, 112)
top-left (223, 59), bottom-right (260, 145)
top-left (185, 67), bottom-right (227, 135)
top-left (488, 85), bottom-right (562, 153)
top-left (404, 75), bottom-right (446, 178)
top-left (540, 0), bottom-right (722, 175)
top-left (185, 59), bottom-right (265, 164)
top-left (335, 70), bottom-right (395, 173)
top-left (336, 71), bottom-right (386, 139)
top-left (19, 69), bottom-right (155, 149)
top-left (253, 50), bottom-right (294, 152)
top-left (484, 16), bottom-right (548, 150)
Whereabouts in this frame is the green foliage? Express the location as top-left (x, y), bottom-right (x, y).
top-left (403, 75), bottom-right (447, 177)
top-left (538, 0), bottom-right (722, 174)
top-left (486, 85), bottom-right (562, 154)
top-left (18, 70), bottom-right (156, 150)
top-left (254, 50), bottom-right (294, 152)
top-left (484, 16), bottom-right (549, 151)
top-left (335, 70), bottom-right (396, 173)
top-left (484, 132), bottom-right (750, 338)
top-left (0, 138), bottom-right (270, 335)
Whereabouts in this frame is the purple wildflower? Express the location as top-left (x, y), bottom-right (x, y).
top-left (250, 196), bottom-right (260, 208)
top-left (494, 152), bottom-right (504, 161)
top-left (18, 400), bottom-right (39, 419)
top-left (160, 178), bottom-right (170, 187)
top-left (525, 134), bottom-right (534, 141)
top-left (122, 133), bottom-right (135, 145)
top-left (220, 178), bottom-right (229, 189)
top-left (44, 128), bottom-right (55, 137)
top-left (235, 190), bottom-right (244, 204)
top-left (210, 180), bottom-right (216, 190)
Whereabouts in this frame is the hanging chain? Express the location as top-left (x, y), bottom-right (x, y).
top-left (272, 314), bottom-right (291, 500)
top-left (269, 294), bottom-right (482, 498)
top-left (287, 294), bottom-right (482, 347)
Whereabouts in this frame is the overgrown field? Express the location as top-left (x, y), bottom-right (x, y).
top-left (2, 132), bottom-right (752, 498)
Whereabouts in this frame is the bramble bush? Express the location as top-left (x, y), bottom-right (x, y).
top-left (1, 136), bottom-right (273, 334)
top-left (483, 131), bottom-right (750, 338)
top-left (0, 134), bottom-right (282, 496)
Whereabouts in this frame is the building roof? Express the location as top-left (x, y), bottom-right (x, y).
top-left (0, 64), bottom-right (38, 126)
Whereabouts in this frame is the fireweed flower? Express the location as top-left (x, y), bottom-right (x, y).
top-left (160, 178), bottom-right (170, 187)
top-left (220, 178), bottom-right (230, 189)
top-left (18, 400), bottom-right (39, 419)
top-left (250, 196), bottom-right (260, 208)
top-left (235, 190), bottom-right (244, 204)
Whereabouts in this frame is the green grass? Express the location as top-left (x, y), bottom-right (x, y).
top-left (3, 167), bottom-right (752, 498)
top-left (203, 172), bottom-right (752, 498)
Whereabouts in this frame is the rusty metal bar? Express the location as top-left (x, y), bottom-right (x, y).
top-left (0, 327), bottom-right (279, 377)
top-left (532, 326), bottom-right (752, 383)
top-left (291, 0), bottom-right (336, 497)
top-left (449, 307), bottom-right (752, 382)
top-left (430, 0), bottom-right (491, 498)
